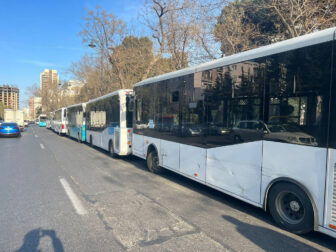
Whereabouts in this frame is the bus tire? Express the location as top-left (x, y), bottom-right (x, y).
top-left (77, 133), bottom-right (81, 143)
top-left (89, 135), bottom-right (93, 146)
top-left (109, 141), bottom-right (117, 159)
top-left (146, 150), bottom-right (163, 173)
top-left (268, 182), bottom-right (314, 234)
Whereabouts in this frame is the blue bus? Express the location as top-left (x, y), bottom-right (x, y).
top-left (38, 114), bottom-right (47, 127)
top-left (66, 103), bottom-right (86, 142)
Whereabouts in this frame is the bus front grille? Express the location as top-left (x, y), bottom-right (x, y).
top-left (332, 163), bottom-right (336, 222)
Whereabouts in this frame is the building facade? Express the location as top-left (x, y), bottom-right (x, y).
top-left (29, 96), bottom-right (42, 119)
top-left (40, 69), bottom-right (60, 92)
top-left (0, 85), bottom-right (19, 110)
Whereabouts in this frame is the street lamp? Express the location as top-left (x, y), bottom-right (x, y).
top-left (88, 39), bottom-right (96, 48)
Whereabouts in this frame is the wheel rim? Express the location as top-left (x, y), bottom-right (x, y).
top-left (275, 191), bottom-right (305, 225)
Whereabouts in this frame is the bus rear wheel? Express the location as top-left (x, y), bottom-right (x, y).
top-left (89, 135), bottom-right (93, 146)
top-left (146, 150), bottom-right (163, 173)
top-left (109, 141), bottom-right (117, 159)
top-left (268, 182), bottom-right (314, 234)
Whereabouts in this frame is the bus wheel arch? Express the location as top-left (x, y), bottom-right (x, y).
top-left (264, 178), bottom-right (318, 233)
top-left (146, 144), bottom-right (163, 173)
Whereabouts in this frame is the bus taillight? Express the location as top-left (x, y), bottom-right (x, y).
top-left (330, 224), bottom-right (336, 230)
top-left (62, 124), bottom-right (64, 129)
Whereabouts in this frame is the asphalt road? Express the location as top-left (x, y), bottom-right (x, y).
top-left (0, 125), bottom-right (335, 252)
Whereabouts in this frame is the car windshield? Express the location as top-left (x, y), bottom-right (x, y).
top-left (281, 124), bottom-right (303, 132)
top-left (268, 125), bottom-right (287, 133)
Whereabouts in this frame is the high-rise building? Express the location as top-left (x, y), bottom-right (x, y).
top-left (0, 85), bottom-right (19, 110)
top-left (40, 69), bottom-right (60, 92)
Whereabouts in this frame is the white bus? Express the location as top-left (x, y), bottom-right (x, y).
top-left (85, 89), bottom-right (133, 157)
top-left (52, 107), bottom-right (67, 135)
top-left (132, 27), bottom-right (336, 238)
top-left (66, 103), bottom-right (86, 142)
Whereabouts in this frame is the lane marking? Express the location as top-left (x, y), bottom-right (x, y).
top-left (59, 178), bottom-right (88, 215)
top-left (40, 144), bottom-right (45, 149)
top-left (35, 134), bottom-right (38, 138)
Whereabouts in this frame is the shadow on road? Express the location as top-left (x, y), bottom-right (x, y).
top-left (16, 228), bottom-right (64, 252)
top-left (222, 215), bottom-right (325, 251)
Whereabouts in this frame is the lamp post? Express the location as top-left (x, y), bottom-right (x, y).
top-left (88, 40), bottom-right (104, 96)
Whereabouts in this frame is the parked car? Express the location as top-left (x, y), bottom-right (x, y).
top-left (0, 122), bottom-right (21, 137)
top-left (232, 120), bottom-right (318, 146)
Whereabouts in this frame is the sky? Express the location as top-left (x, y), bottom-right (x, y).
top-left (0, 0), bottom-right (144, 107)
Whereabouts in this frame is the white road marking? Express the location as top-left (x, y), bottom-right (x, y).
top-left (35, 134), bottom-right (38, 138)
top-left (40, 144), bottom-right (45, 149)
top-left (59, 178), bottom-right (88, 215)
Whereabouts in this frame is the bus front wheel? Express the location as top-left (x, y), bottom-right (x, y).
top-left (146, 150), bottom-right (163, 173)
top-left (268, 182), bottom-right (314, 234)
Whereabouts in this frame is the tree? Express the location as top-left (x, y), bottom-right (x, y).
top-left (265, 0), bottom-right (336, 38)
top-left (69, 54), bottom-right (118, 101)
top-left (79, 6), bottom-right (130, 89)
top-left (215, 0), bottom-right (336, 56)
top-left (25, 83), bottom-right (41, 97)
top-left (214, 0), bottom-right (277, 56)
top-left (35, 106), bottom-right (42, 117)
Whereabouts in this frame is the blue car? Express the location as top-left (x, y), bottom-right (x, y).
top-left (0, 122), bottom-right (21, 137)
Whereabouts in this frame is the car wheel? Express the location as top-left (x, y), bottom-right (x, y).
top-left (146, 150), bottom-right (164, 173)
top-left (268, 182), bottom-right (314, 234)
top-left (109, 141), bottom-right (117, 159)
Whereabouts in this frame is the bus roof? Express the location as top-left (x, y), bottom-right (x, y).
top-left (134, 27), bottom-right (336, 87)
top-left (86, 89), bottom-right (133, 105)
top-left (54, 107), bottom-right (66, 113)
top-left (67, 102), bottom-right (86, 109)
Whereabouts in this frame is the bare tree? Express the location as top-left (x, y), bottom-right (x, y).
top-left (25, 83), bottom-right (41, 97)
top-left (80, 6), bottom-right (128, 89)
top-left (266, 0), bottom-right (336, 38)
top-left (140, 0), bottom-right (172, 78)
top-left (215, 3), bottom-right (263, 55)
top-left (214, 0), bottom-right (336, 56)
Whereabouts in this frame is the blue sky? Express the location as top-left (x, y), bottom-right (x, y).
top-left (0, 0), bottom-right (144, 107)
